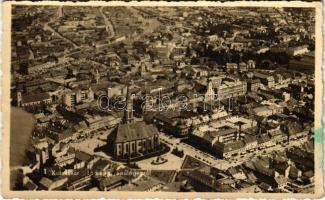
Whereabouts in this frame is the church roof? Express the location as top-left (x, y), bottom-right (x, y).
top-left (110, 121), bottom-right (159, 143)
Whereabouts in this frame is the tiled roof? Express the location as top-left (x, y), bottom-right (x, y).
top-left (218, 128), bottom-right (237, 136)
top-left (223, 140), bottom-right (245, 153)
top-left (39, 177), bottom-right (53, 189)
top-left (184, 170), bottom-right (218, 190)
top-left (93, 159), bottom-right (111, 172)
top-left (58, 128), bottom-right (75, 141)
top-left (259, 182), bottom-right (272, 191)
top-left (202, 131), bottom-right (218, 144)
top-left (254, 161), bottom-right (274, 177)
top-left (244, 135), bottom-right (257, 144)
top-left (22, 92), bottom-right (50, 104)
top-left (99, 176), bottom-right (127, 188)
top-left (111, 121), bottom-right (159, 143)
top-left (25, 180), bottom-right (38, 190)
top-left (75, 150), bottom-right (92, 162)
top-left (257, 134), bottom-right (271, 144)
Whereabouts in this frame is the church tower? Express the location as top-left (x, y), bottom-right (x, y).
top-left (123, 84), bottom-right (134, 124)
top-left (95, 69), bottom-right (100, 84)
top-left (141, 63), bottom-right (146, 77)
top-left (205, 78), bottom-right (215, 102)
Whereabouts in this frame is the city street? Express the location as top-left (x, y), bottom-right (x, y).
top-left (43, 23), bottom-right (80, 49)
top-left (70, 129), bottom-right (113, 158)
top-left (159, 132), bottom-right (230, 170)
top-left (99, 7), bottom-right (115, 39)
top-left (136, 151), bottom-right (185, 170)
top-left (159, 132), bottom-right (310, 170)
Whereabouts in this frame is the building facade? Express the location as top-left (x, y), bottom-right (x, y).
top-left (62, 88), bottom-right (94, 107)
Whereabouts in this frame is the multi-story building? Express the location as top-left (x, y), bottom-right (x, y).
top-left (247, 79), bottom-right (261, 92)
top-left (216, 80), bottom-right (247, 100)
top-left (62, 88), bottom-right (94, 108)
top-left (288, 52), bottom-right (315, 74)
top-left (18, 91), bottom-right (52, 108)
top-left (190, 125), bottom-right (246, 158)
top-left (254, 73), bottom-right (275, 88)
top-left (286, 45), bottom-right (309, 56)
top-left (152, 110), bottom-right (194, 137)
top-left (252, 105), bottom-right (284, 117)
top-left (83, 114), bottom-right (121, 133)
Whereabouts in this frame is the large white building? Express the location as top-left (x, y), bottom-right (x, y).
top-left (62, 88), bottom-right (94, 107)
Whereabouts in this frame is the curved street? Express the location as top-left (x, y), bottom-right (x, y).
top-left (99, 7), bottom-right (115, 39)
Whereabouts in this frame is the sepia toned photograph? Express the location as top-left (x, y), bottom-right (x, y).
top-left (2, 1), bottom-right (323, 199)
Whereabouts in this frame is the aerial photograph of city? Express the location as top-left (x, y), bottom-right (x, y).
top-left (9, 5), bottom-right (316, 193)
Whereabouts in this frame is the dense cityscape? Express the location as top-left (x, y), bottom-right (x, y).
top-left (10, 6), bottom-right (315, 193)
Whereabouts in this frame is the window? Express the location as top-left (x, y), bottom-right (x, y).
top-left (116, 144), bottom-right (122, 156)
